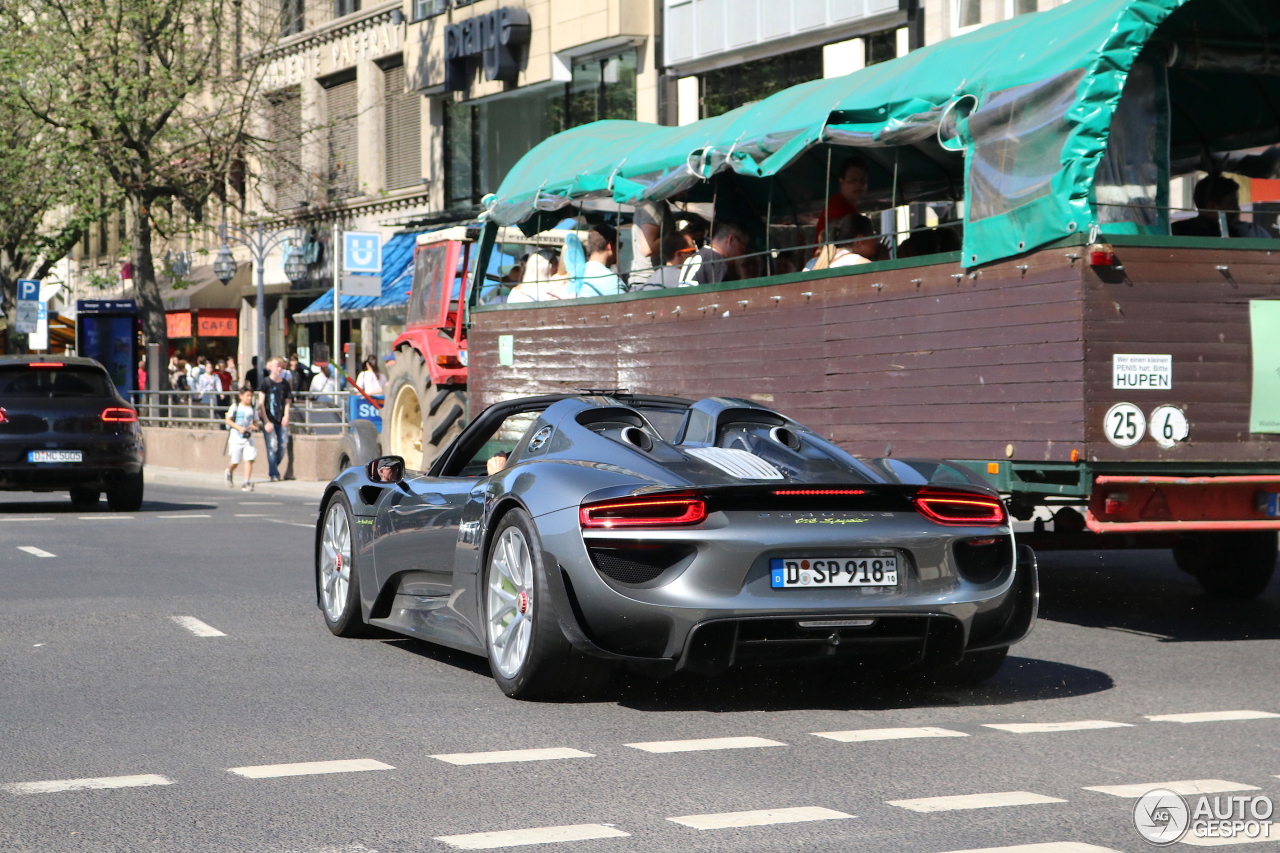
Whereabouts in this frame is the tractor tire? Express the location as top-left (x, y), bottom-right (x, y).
top-left (1173, 531), bottom-right (1277, 599)
top-left (381, 345), bottom-right (467, 472)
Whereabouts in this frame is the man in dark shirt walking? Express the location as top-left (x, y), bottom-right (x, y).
top-left (257, 356), bottom-right (292, 482)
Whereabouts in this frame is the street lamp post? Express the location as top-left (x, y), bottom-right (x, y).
top-left (213, 222), bottom-right (309, 386)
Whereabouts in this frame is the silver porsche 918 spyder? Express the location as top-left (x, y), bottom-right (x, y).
top-left (315, 393), bottom-right (1037, 699)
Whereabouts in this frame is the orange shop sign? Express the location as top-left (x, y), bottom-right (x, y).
top-left (198, 310), bottom-right (238, 337)
top-left (166, 311), bottom-right (192, 338)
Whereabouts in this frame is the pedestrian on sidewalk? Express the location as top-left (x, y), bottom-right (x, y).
top-left (257, 357), bottom-right (292, 482)
top-left (224, 387), bottom-right (259, 490)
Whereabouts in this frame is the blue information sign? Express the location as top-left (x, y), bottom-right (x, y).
top-left (342, 231), bottom-right (382, 274)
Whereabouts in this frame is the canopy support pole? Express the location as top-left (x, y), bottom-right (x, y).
top-left (822, 147), bottom-right (832, 248)
top-left (765, 178), bottom-right (774, 276)
top-left (890, 149), bottom-right (901, 260)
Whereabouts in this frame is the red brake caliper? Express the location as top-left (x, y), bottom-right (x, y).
top-left (518, 591), bottom-right (529, 614)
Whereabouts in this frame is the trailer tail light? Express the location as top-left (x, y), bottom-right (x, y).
top-left (436, 355), bottom-right (462, 369)
top-left (101, 407), bottom-right (138, 423)
top-left (580, 493), bottom-right (707, 529)
top-left (912, 488), bottom-right (1006, 526)
top-left (1104, 491), bottom-right (1129, 516)
top-left (1088, 243), bottom-right (1118, 266)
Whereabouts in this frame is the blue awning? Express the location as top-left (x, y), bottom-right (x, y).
top-left (292, 231), bottom-right (420, 323)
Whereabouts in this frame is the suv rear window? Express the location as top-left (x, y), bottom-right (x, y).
top-left (0, 364), bottom-right (116, 398)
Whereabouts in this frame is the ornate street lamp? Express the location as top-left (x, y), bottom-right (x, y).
top-left (216, 222), bottom-right (305, 382)
top-left (284, 245), bottom-right (308, 284)
top-left (213, 245), bottom-right (237, 285)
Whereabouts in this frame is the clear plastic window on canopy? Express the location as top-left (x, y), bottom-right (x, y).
top-left (966, 69), bottom-right (1085, 223)
top-left (1094, 61), bottom-right (1170, 234)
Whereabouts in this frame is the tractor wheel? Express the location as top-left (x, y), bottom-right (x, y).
top-left (381, 345), bottom-right (467, 472)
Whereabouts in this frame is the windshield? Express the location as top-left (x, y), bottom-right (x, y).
top-left (0, 364), bottom-right (116, 398)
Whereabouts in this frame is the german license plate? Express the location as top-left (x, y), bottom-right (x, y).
top-left (771, 556), bottom-right (898, 588)
top-left (28, 450), bottom-right (82, 463)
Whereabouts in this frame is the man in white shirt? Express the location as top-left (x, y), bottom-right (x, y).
top-left (309, 361), bottom-right (339, 405)
top-left (576, 225), bottom-right (624, 297)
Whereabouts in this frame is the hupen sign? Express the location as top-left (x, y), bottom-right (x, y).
top-left (444, 7), bottom-right (530, 91)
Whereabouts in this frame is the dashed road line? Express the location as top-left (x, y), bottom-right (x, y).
top-left (78, 515), bottom-right (134, 520)
top-left (434, 824), bottom-right (629, 849)
top-left (431, 748), bottom-right (594, 766)
top-left (887, 791), bottom-right (1067, 812)
top-left (227, 758), bottom-right (394, 779)
top-left (625, 736), bottom-right (786, 753)
top-left (0, 517), bottom-right (54, 521)
top-left (812, 727), bottom-right (969, 742)
top-left (157, 514), bottom-right (212, 519)
top-left (234, 513), bottom-right (266, 517)
top-left (1146, 711), bottom-right (1279, 723)
top-left (265, 518), bottom-right (314, 528)
top-left (1085, 780), bottom-right (1260, 798)
top-left (4, 774), bottom-right (173, 795)
top-left (17, 546), bottom-right (55, 558)
top-left (171, 616), bottom-right (227, 638)
top-left (239, 501), bottom-right (283, 505)
top-left (941, 845), bottom-right (1124, 853)
top-left (983, 721), bottom-right (1133, 734)
top-left (667, 806), bottom-right (853, 830)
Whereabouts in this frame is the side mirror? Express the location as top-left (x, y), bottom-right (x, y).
top-left (369, 455), bottom-right (405, 484)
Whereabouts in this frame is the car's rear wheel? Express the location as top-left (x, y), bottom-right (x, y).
top-left (69, 487), bottom-right (99, 510)
top-left (484, 510), bottom-right (610, 700)
top-left (317, 494), bottom-right (369, 637)
top-left (106, 472), bottom-right (143, 512)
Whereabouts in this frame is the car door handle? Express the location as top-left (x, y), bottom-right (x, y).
top-left (389, 494), bottom-right (448, 514)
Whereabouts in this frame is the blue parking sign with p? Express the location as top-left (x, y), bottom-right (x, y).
top-left (343, 231), bottom-right (382, 274)
top-left (18, 279), bottom-right (40, 301)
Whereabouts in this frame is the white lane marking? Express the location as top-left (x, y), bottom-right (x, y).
top-left (17, 546), bottom-right (55, 558)
top-left (434, 824), bottom-right (629, 849)
top-left (239, 501), bottom-right (283, 505)
top-left (813, 727), bottom-right (969, 742)
top-left (234, 513), bottom-right (266, 517)
top-left (78, 515), bottom-right (134, 520)
top-left (0, 517), bottom-right (54, 522)
top-left (1085, 780), bottom-right (1260, 798)
top-left (227, 758), bottom-right (393, 779)
top-left (266, 518), bottom-right (314, 528)
top-left (431, 748), bottom-right (595, 766)
top-left (625, 736), bottom-right (786, 753)
top-left (1146, 711), bottom-right (1279, 723)
top-left (4, 774), bottom-right (173, 795)
top-left (983, 721), bottom-right (1134, 734)
top-left (888, 791), bottom-right (1067, 812)
top-left (1181, 828), bottom-right (1277, 846)
top-left (942, 840), bottom-right (1121, 845)
top-left (668, 806), bottom-right (853, 830)
top-left (157, 514), bottom-right (212, 519)
top-left (170, 616), bottom-right (227, 638)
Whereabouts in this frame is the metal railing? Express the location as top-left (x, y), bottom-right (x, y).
top-left (129, 389), bottom-right (351, 435)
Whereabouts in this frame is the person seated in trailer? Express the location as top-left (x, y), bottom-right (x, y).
top-left (1172, 175), bottom-right (1272, 239)
top-left (815, 155), bottom-right (870, 244)
top-left (507, 249), bottom-right (560, 303)
top-left (898, 224), bottom-right (963, 259)
top-left (633, 230), bottom-right (698, 290)
top-left (575, 224), bottom-right (625, 297)
top-left (680, 220), bottom-right (749, 286)
top-left (804, 214), bottom-right (877, 270)
top-left (629, 199), bottom-right (675, 288)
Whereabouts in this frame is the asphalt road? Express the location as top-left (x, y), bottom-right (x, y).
top-left (2, 478), bottom-right (1279, 853)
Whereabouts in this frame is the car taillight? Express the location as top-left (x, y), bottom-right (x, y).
top-left (29, 362), bottom-right (63, 368)
top-left (773, 489), bottom-right (867, 495)
top-left (101, 407), bottom-right (137, 423)
top-left (580, 493), bottom-right (707, 529)
top-left (913, 488), bottom-right (1006, 526)
top-left (0, 407), bottom-right (7, 423)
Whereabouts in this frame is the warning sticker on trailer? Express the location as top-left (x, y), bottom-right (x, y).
top-left (1113, 354), bottom-right (1172, 390)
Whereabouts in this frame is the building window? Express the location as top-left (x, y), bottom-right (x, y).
top-left (325, 78), bottom-right (360, 201)
top-left (955, 0), bottom-right (982, 29)
top-left (1010, 0), bottom-right (1037, 14)
top-left (563, 51), bottom-right (638, 127)
top-left (700, 46), bottom-right (822, 119)
top-left (267, 87), bottom-right (306, 209)
top-left (334, 0), bottom-right (360, 17)
top-left (412, 0), bottom-right (447, 21)
top-left (384, 64), bottom-right (422, 191)
top-left (864, 31), bottom-right (898, 66)
top-left (280, 0), bottom-right (304, 36)
top-left (445, 100), bottom-right (476, 207)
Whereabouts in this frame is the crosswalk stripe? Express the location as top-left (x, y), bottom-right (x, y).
top-left (939, 844), bottom-right (1124, 853)
top-left (812, 727), bottom-right (969, 742)
top-left (1146, 711), bottom-right (1279, 723)
top-left (3, 774), bottom-right (173, 795)
top-left (625, 736), bottom-right (785, 753)
top-left (888, 791), bottom-right (1067, 812)
top-left (434, 824), bottom-right (629, 849)
top-left (1085, 780), bottom-right (1260, 798)
top-left (17, 546), bottom-right (55, 558)
top-left (227, 758), bottom-right (393, 779)
top-left (431, 748), bottom-right (594, 766)
top-left (171, 616), bottom-right (226, 638)
top-left (983, 721), bottom-right (1133, 733)
top-left (667, 806), bottom-right (853, 830)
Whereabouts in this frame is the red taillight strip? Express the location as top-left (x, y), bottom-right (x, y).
top-left (773, 489), bottom-right (867, 495)
top-left (580, 495), bottom-right (707, 528)
top-left (101, 407), bottom-right (138, 423)
top-left (913, 489), bottom-right (1006, 526)
top-left (29, 362), bottom-right (63, 368)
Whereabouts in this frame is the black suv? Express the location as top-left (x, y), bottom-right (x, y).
top-left (0, 356), bottom-right (145, 510)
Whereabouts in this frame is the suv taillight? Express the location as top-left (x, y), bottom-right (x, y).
top-left (101, 407), bottom-right (137, 423)
top-left (913, 488), bottom-right (1006, 526)
top-left (580, 493), bottom-right (707, 529)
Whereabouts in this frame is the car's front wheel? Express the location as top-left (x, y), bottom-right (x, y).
top-left (484, 509), bottom-right (609, 700)
top-left (317, 494), bottom-right (369, 637)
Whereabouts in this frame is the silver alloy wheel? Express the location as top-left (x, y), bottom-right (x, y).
top-left (487, 525), bottom-right (535, 678)
top-left (319, 501), bottom-right (352, 622)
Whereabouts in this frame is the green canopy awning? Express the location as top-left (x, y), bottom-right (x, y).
top-left (487, 0), bottom-right (1280, 267)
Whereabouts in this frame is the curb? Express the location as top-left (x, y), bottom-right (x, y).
top-left (144, 466), bottom-right (329, 498)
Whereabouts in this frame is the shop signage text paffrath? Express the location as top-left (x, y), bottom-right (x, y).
top-left (264, 22), bottom-right (401, 90)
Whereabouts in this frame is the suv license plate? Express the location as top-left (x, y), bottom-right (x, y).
top-left (771, 557), bottom-right (898, 588)
top-left (29, 450), bottom-right (82, 463)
